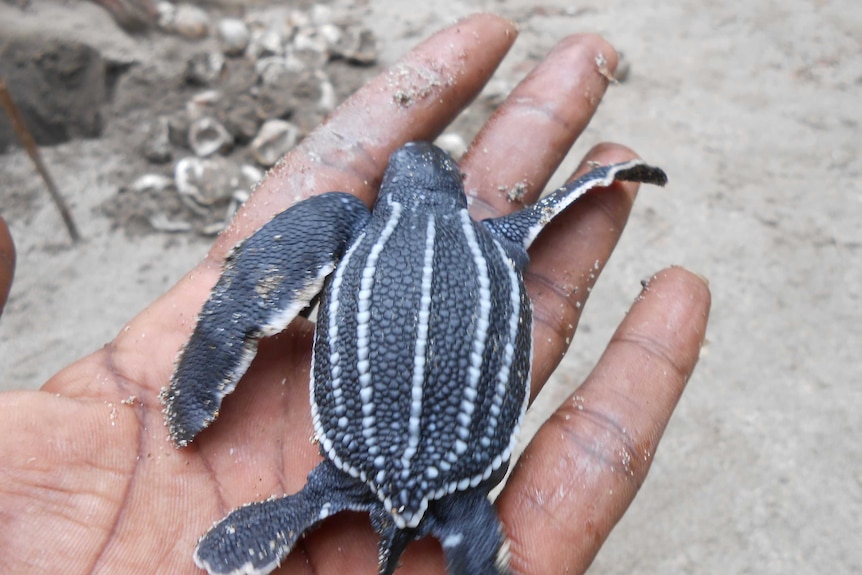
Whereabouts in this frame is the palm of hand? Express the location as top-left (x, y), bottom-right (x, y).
top-left (0, 14), bottom-right (709, 575)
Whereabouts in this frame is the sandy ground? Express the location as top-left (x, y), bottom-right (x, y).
top-left (1, 0), bottom-right (859, 573)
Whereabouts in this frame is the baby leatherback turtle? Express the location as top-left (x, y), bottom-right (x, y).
top-left (162, 141), bottom-right (667, 575)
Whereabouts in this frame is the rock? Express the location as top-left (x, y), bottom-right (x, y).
top-left (142, 116), bottom-right (173, 163)
top-left (216, 18), bottom-right (250, 57)
top-left (250, 119), bottom-right (299, 166)
top-left (188, 116), bottom-right (233, 157)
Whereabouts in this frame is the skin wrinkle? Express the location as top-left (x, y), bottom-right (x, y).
top-left (610, 331), bottom-right (692, 389)
top-left (466, 185), bottom-right (505, 216)
top-left (297, 539), bottom-right (320, 575)
top-left (300, 134), bottom-right (381, 202)
top-left (272, 431), bottom-right (289, 496)
top-left (502, 528), bottom-right (531, 575)
top-left (519, 483), bottom-right (572, 536)
top-left (161, 532), bottom-right (199, 574)
top-left (503, 95), bottom-right (578, 141)
top-left (197, 448), bottom-right (231, 518)
top-left (86, 348), bottom-right (145, 575)
top-left (507, 485), bottom-right (584, 575)
top-left (547, 406), bottom-right (648, 486)
top-left (527, 286), bottom-right (583, 354)
top-left (572, 187), bottom-right (633, 238)
top-left (100, 343), bottom-right (155, 425)
top-left (526, 271), bottom-right (584, 329)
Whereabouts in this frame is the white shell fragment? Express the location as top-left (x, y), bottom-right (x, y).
top-left (216, 18), bottom-right (250, 56)
top-left (129, 173), bottom-right (174, 194)
top-left (240, 164), bottom-right (264, 186)
top-left (250, 119), bottom-right (299, 167)
top-left (332, 26), bottom-right (377, 65)
top-left (309, 4), bottom-right (334, 26)
top-left (185, 90), bottom-right (221, 121)
top-left (170, 4), bottom-right (210, 39)
top-left (174, 156), bottom-right (238, 207)
top-left (246, 28), bottom-right (284, 60)
top-left (188, 116), bottom-right (233, 157)
top-left (155, 1), bottom-right (175, 29)
top-left (434, 133), bottom-right (468, 161)
top-left (184, 52), bottom-right (225, 86)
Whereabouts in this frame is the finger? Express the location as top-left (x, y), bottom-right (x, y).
top-left (0, 215), bottom-right (14, 316)
top-left (498, 267), bottom-right (711, 575)
top-left (52, 13), bottom-right (519, 401)
top-left (462, 34), bottom-right (618, 221)
top-left (525, 143), bottom-right (645, 397)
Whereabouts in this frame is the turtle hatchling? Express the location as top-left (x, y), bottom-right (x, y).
top-left (162, 141), bottom-right (667, 575)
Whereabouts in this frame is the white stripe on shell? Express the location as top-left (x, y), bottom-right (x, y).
top-left (401, 215), bottom-right (435, 476)
top-left (484, 239), bottom-right (522, 443)
top-left (321, 231), bottom-right (367, 432)
top-left (442, 209), bottom-right (491, 463)
top-left (356, 198), bottom-right (403, 452)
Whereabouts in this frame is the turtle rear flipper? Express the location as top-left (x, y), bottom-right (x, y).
top-left (427, 490), bottom-right (509, 575)
top-left (195, 460), bottom-right (375, 575)
top-left (163, 192), bottom-right (370, 447)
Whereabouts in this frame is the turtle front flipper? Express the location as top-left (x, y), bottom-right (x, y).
top-left (163, 192), bottom-right (370, 446)
top-left (425, 490), bottom-right (509, 575)
top-left (195, 460), bottom-right (375, 575)
top-left (482, 160), bottom-right (667, 251)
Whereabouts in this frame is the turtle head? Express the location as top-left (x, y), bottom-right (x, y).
top-left (377, 141), bottom-right (467, 210)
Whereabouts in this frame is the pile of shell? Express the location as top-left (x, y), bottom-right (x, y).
top-left (125, 3), bottom-right (378, 235)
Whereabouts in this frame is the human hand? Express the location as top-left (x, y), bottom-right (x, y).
top-left (0, 13), bottom-right (710, 575)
